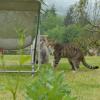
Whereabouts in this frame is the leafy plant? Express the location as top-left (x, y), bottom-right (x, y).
top-left (6, 80), bottom-right (19, 100)
top-left (1, 76), bottom-right (20, 100)
top-left (16, 28), bottom-right (26, 49)
top-left (0, 53), bottom-right (4, 66)
top-left (26, 67), bottom-right (76, 100)
top-left (16, 28), bottom-right (27, 66)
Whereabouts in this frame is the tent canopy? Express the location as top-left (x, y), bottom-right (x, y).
top-left (0, 0), bottom-right (41, 50)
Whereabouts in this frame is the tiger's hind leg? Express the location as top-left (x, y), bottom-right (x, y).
top-left (68, 59), bottom-right (77, 71)
top-left (69, 59), bottom-right (80, 71)
top-left (75, 60), bottom-right (80, 69)
top-left (68, 59), bottom-right (74, 70)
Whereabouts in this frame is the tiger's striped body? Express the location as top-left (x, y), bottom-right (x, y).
top-left (53, 43), bottom-right (99, 70)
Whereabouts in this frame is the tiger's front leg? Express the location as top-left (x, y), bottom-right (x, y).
top-left (53, 55), bottom-right (61, 68)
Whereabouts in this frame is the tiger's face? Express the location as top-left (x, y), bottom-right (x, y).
top-left (53, 43), bottom-right (63, 58)
top-left (53, 50), bottom-right (61, 58)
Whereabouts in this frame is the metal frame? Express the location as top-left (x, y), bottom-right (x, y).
top-left (0, 29), bottom-right (41, 75)
top-left (0, 1), bottom-right (41, 75)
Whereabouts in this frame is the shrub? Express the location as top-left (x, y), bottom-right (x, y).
top-left (26, 66), bottom-right (76, 100)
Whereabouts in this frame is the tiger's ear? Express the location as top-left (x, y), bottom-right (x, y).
top-left (48, 40), bottom-right (56, 48)
top-left (51, 42), bottom-right (56, 48)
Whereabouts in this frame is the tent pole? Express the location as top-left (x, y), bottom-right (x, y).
top-left (37, 29), bottom-right (41, 69)
top-left (31, 41), bottom-right (35, 76)
top-left (32, 5), bottom-right (41, 75)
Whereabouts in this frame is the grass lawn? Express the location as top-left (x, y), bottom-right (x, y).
top-left (0, 55), bottom-right (100, 100)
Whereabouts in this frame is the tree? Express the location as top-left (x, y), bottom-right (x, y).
top-left (72, 0), bottom-right (89, 26)
top-left (64, 5), bottom-right (74, 26)
top-left (49, 4), bottom-right (56, 16)
top-left (47, 25), bottom-right (66, 43)
top-left (86, 0), bottom-right (100, 50)
top-left (41, 5), bottom-right (58, 34)
top-left (40, 4), bottom-right (66, 43)
top-left (66, 0), bottom-right (100, 54)
top-left (63, 24), bottom-right (83, 43)
top-left (41, 13), bottom-right (63, 34)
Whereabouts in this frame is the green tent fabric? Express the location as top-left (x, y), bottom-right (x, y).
top-left (0, 0), bottom-right (41, 50)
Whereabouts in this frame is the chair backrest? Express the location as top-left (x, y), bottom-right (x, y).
top-left (0, 0), bottom-right (41, 50)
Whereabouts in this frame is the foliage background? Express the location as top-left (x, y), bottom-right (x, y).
top-left (41, 0), bottom-right (100, 55)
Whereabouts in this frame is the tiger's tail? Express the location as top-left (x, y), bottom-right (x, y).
top-left (82, 58), bottom-right (99, 69)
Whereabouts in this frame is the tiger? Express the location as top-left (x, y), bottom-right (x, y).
top-left (53, 43), bottom-right (99, 71)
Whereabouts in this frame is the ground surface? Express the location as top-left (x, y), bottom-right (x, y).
top-left (0, 55), bottom-right (100, 100)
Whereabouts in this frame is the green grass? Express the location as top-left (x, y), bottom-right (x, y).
top-left (58, 56), bottom-right (100, 100)
top-left (0, 55), bottom-right (100, 100)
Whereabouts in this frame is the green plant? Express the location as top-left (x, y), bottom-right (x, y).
top-left (16, 28), bottom-right (26, 66)
top-left (6, 80), bottom-right (19, 100)
top-left (1, 76), bottom-right (20, 100)
top-left (0, 53), bottom-right (4, 66)
top-left (26, 67), bottom-right (76, 100)
top-left (16, 28), bottom-right (25, 49)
